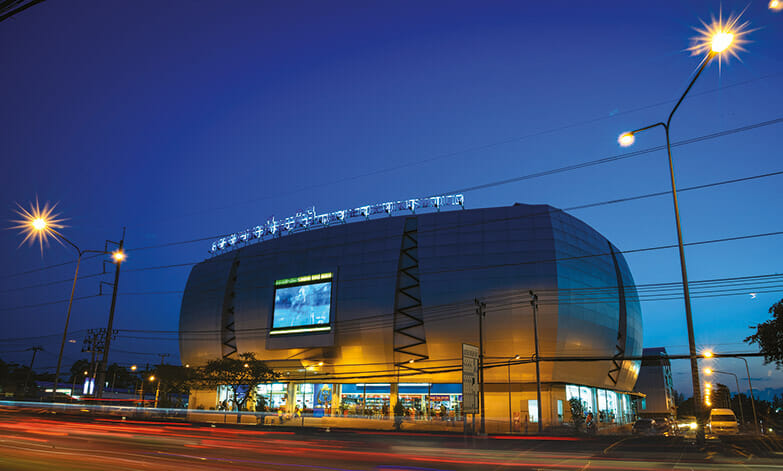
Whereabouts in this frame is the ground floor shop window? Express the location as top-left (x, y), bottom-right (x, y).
top-left (339, 383), bottom-right (462, 419)
top-left (528, 400), bottom-right (539, 423)
top-left (566, 384), bottom-right (634, 425)
top-left (256, 383), bottom-right (288, 411)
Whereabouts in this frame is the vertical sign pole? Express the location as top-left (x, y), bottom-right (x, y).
top-left (530, 291), bottom-right (543, 433)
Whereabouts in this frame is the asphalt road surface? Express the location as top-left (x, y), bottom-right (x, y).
top-left (0, 409), bottom-right (780, 470)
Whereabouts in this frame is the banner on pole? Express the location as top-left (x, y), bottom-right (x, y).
top-left (462, 343), bottom-right (479, 414)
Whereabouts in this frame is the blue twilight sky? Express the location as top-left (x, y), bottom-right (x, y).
top-left (1, 1), bottom-right (781, 397)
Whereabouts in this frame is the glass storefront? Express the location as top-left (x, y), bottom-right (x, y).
top-left (566, 384), bottom-right (634, 424)
top-left (256, 383), bottom-right (288, 410)
top-left (339, 383), bottom-right (462, 419)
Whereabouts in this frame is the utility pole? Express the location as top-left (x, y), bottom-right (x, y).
top-left (23, 346), bottom-right (43, 396)
top-left (157, 353), bottom-right (170, 366)
top-left (475, 298), bottom-right (486, 435)
top-left (96, 229), bottom-right (125, 399)
top-left (530, 290), bottom-right (543, 434)
top-left (82, 329), bottom-right (104, 396)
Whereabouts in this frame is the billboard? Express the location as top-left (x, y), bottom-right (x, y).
top-left (271, 273), bottom-right (333, 335)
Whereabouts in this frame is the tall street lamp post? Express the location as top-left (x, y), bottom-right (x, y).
top-left (12, 201), bottom-right (123, 401)
top-left (149, 375), bottom-right (161, 408)
top-left (704, 368), bottom-right (744, 426)
top-left (529, 291), bottom-right (543, 433)
top-left (507, 354), bottom-right (520, 433)
top-left (617, 23), bottom-right (744, 442)
top-left (738, 357), bottom-right (760, 434)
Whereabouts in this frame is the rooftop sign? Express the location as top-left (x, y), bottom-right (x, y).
top-left (209, 194), bottom-right (464, 254)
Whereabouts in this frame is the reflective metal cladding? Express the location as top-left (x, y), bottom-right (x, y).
top-left (179, 203), bottom-right (642, 392)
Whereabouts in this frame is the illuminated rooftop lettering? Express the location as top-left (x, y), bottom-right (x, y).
top-left (209, 194), bottom-right (464, 254)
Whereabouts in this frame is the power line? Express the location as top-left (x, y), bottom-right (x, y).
top-left (3, 165), bottom-right (781, 299)
top-left (443, 117), bottom-right (783, 195)
top-left (151, 73), bottom-right (783, 223)
top-left (2, 119), bottom-right (780, 286)
top-left (3, 227), bottom-right (780, 315)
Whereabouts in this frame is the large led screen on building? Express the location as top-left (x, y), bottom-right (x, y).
top-left (271, 273), bottom-right (333, 334)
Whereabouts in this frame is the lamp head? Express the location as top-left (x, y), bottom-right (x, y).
top-left (688, 10), bottom-right (751, 64)
top-left (32, 218), bottom-right (47, 231)
top-left (12, 199), bottom-right (66, 253)
top-left (618, 132), bottom-right (635, 147)
top-left (711, 31), bottom-right (734, 53)
top-left (112, 250), bottom-right (127, 263)
top-left (703, 350), bottom-right (714, 359)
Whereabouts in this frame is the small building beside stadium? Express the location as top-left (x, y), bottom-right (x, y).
top-left (179, 197), bottom-right (643, 431)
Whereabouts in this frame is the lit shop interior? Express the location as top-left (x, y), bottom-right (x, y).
top-left (216, 382), bottom-right (635, 425)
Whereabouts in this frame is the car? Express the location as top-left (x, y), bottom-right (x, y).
top-left (654, 417), bottom-right (676, 436)
top-left (677, 415), bottom-right (698, 432)
top-left (632, 418), bottom-right (661, 435)
top-left (709, 408), bottom-right (739, 435)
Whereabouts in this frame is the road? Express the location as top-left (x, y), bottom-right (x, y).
top-left (0, 409), bottom-right (780, 470)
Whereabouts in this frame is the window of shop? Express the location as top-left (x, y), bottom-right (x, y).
top-left (256, 383), bottom-right (288, 410)
top-left (528, 400), bottom-right (539, 423)
top-left (580, 386), bottom-right (594, 413)
top-left (604, 390), bottom-right (618, 423)
top-left (341, 384), bottom-right (390, 417)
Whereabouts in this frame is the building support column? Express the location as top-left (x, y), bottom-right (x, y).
top-left (390, 383), bottom-right (399, 420)
top-left (331, 384), bottom-right (341, 417)
top-left (287, 382), bottom-right (297, 414)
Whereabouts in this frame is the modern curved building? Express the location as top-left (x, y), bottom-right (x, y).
top-left (179, 202), bottom-right (643, 430)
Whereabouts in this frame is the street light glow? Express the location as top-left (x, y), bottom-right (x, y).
top-left (149, 375), bottom-right (155, 381)
top-left (771, 0), bottom-right (782, 11)
top-left (687, 9), bottom-right (752, 66)
top-left (618, 132), bottom-right (635, 147)
top-left (711, 31), bottom-right (733, 53)
top-left (12, 199), bottom-right (66, 253)
top-left (112, 250), bottom-right (127, 263)
top-left (32, 218), bottom-right (47, 230)
top-left (703, 350), bottom-right (713, 358)
top-left (130, 365), bottom-right (137, 371)
top-left (705, 368), bottom-right (713, 375)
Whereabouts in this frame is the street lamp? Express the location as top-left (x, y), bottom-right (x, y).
top-left (149, 375), bottom-right (160, 408)
top-left (616, 15), bottom-right (748, 442)
top-left (704, 351), bottom-right (759, 434)
top-left (508, 354), bottom-right (520, 433)
top-left (12, 201), bottom-right (118, 402)
top-left (704, 367), bottom-right (744, 426)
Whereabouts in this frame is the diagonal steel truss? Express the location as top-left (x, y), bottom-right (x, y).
top-left (607, 243), bottom-right (628, 385)
top-left (393, 217), bottom-right (429, 371)
top-left (221, 256), bottom-right (240, 358)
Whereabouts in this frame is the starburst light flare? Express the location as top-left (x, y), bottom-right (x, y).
top-left (12, 199), bottom-right (67, 253)
top-left (687, 7), bottom-right (753, 69)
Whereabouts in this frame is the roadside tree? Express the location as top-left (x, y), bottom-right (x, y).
top-left (745, 298), bottom-right (783, 368)
top-left (192, 352), bottom-right (277, 422)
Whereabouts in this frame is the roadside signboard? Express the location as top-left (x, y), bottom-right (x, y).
top-left (462, 343), bottom-right (479, 414)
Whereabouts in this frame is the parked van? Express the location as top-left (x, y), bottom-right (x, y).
top-left (709, 408), bottom-right (739, 435)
